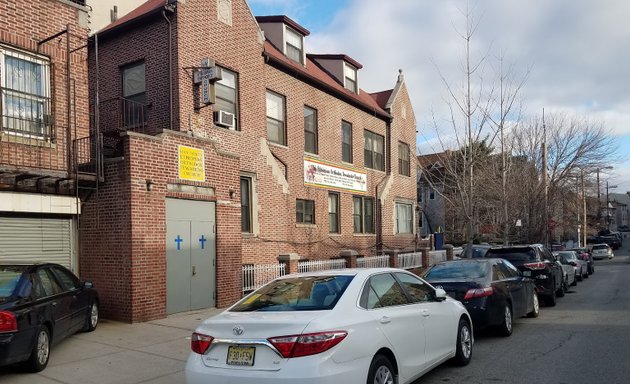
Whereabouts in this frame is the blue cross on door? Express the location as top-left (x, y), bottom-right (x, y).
top-left (199, 235), bottom-right (207, 250)
top-left (175, 235), bottom-right (183, 251)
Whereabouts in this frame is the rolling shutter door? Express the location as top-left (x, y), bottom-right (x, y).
top-left (0, 216), bottom-right (73, 267)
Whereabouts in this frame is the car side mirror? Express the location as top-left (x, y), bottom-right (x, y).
top-left (83, 281), bottom-right (94, 289)
top-left (435, 288), bottom-right (447, 302)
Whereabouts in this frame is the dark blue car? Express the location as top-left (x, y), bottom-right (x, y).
top-left (0, 263), bottom-right (99, 372)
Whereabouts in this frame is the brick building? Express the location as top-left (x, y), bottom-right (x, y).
top-left (85, 0), bottom-right (419, 322)
top-left (0, 1), bottom-right (93, 269)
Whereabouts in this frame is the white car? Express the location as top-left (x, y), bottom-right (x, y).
top-left (591, 243), bottom-right (614, 260)
top-left (185, 268), bottom-right (473, 384)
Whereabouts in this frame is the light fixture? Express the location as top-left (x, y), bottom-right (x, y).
top-left (229, 188), bottom-right (235, 199)
top-left (146, 179), bottom-right (154, 191)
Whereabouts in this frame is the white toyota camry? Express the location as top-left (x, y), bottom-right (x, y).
top-left (185, 268), bottom-right (473, 384)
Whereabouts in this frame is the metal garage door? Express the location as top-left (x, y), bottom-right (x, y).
top-left (0, 216), bottom-right (74, 268)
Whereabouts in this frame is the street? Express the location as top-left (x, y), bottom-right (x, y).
top-left (417, 244), bottom-right (630, 384)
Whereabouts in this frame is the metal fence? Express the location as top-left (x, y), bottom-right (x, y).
top-left (429, 250), bottom-right (447, 265)
top-left (298, 259), bottom-right (347, 273)
top-left (242, 263), bottom-right (285, 292)
top-left (397, 252), bottom-right (423, 269)
top-left (357, 255), bottom-right (390, 268)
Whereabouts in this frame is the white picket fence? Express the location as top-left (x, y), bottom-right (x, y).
top-left (357, 255), bottom-right (390, 268)
top-left (397, 252), bottom-right (423, 269)
top-left (429, 250), bottom-right (447, 265)
top-left (298, 258), bottom-right (347, 273)
top-left (242, 263), bottom-right (286, 292)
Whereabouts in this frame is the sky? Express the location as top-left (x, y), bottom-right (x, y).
top-left (249, 0), bottom-right (630, 193)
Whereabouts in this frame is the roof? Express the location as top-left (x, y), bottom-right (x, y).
top-left (97, 0), bottom-right (166, 35)
top-left (370, 90), bottom-right (393, 110)
top-left (307, 54), bottom-right (363, 69)
top-left (417, 151), bottom-right (452, 168)
top-left (263, 41), bottom-right (390, 120)
top-left (255, 15), bottom-right (310, 36)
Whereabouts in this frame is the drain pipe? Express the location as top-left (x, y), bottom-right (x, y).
top-left (162, 9), bottom-right (173, 131)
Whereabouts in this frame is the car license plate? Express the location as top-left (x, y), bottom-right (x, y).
top-left (226, 346), bottom-right (255, 366)
top-left (523, 270), bottom-right (531, 277)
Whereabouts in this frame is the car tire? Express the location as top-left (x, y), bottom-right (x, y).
top-left (556, 278), bottom-right (566, 297)
top-left (527, 292), bottom-right (540, 318)
top-left (451, 319), bottom-right (473, 366)
top-left (577, 272), bottom-right (583, 282)
top-left (25, 326), bottom-right (50, 372)
top-left (498, 304), bottom-right (513, 337)
top-left (367, 354), bottom-right (395, 384)
top-left (546, 290), bottom-right (557, 306)
top-left (571, 277), bottom-right (578, 286)
top-left (82, 301), bottom-right (99, 332)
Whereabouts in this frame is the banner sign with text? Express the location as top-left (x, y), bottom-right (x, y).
top-left (304, 157), bottom-right (367, 193)
top-left (178, 145), bottom-right (205, 182)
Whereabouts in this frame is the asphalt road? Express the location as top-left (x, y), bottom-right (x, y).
top-left (416, 240), bottom-right (630, 384)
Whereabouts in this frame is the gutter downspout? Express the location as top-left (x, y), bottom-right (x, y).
top-left (162, 9), bottom-right (173, 131)
top-left (375, 118), bottom-right (393, 255)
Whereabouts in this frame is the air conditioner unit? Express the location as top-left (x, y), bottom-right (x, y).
top-left (214, 110), bottom-right (235, 129)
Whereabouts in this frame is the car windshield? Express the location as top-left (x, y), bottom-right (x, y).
top-left (424, 261), bottom-right (488, 280)
top-left (461, 245), bottom-right (490, 258)
top-left (592, 245), bottom-right (608, 250)
top-left (0, 266), bottom-right (25, 299)
top-left (556, 252), bottom-right (576, 261)
top-left (230, 275), bottom-right (354, 312)
top-left (485, 248), bottom-right (536, 263)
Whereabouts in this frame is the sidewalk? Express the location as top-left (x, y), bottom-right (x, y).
top-left (0, 307), bottom-right (223, 384)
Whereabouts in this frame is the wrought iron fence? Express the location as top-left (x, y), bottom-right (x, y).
top-left (397, 252), bottom-right (423, 269)
top-left (298, 259), bottom-right (347, 273)
top-left (357, 255), bottom-right (390, 268)
top-left (242, 263), bottom-right (286, 293)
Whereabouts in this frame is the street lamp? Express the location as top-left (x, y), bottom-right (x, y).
top-left (597, 166), bottom-right (613, 225)
top-left (606, 181), bottom-right (618, 230)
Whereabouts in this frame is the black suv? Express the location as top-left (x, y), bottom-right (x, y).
top-left (484, 245), bottom-right (564, 306)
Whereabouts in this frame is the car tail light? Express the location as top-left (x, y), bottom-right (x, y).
top-left (523, 262), bottom-right (546, 270)
top-left (191, 332), bottom-right (214, 355)
top-left (0, 311), bottom-right (17, 333)
top-left (268, 331), bottom-right (347, 358)
top-left (463, 287), bottom-right (493, 300)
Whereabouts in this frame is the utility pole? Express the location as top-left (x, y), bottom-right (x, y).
top-left (576, 174), bottom-right (580, 247)
top-left (542, 109), bottom-right (549, 248)
top-left (581, 170), bottom-right (587, 247)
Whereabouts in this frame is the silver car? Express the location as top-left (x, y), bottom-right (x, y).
top-left (590, 243), bottom-right (614, 260)
top-left (555, 252), bottom-right (577, 288)
top-left (555, 251), bottom-right (588, 281)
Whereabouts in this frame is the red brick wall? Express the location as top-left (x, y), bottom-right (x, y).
top-left (0, 0), bottom-right (90, 175)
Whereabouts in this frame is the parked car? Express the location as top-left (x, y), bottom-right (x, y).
top-left (591, 243), bottom-right (614, 260)
top-left (422, 259), bottom-right (539, 336)
top-left (484, 245), bottom-right (564, 306)
top-left (457, 244), bottom-right (493, 259)
top-left (555, 251), bottom-right (587, 282)
top-left (571, 247), bottom-right (594, 274)
top-left (600, 235), bottom-right (621, 250)
top-left (555, 253), bottom-right (577, 288)
top-left (185, 268), bottom-right (473, 384)
top-left (0, 263), bottom-right (99, 372)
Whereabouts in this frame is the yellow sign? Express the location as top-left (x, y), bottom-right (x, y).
top-left (178, 145), bottom-right (205, 181)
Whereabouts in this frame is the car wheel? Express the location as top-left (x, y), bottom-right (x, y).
top-left (583, 268), bottom-right (589, 278)
top-left (571, 276), bottom-right (578, 286)
top-left (367, 354), bottom-right (395, 384)
top-left (498, 304), bottom-right (513, 336)
top-left (25, 326), bottom-right (50, 372)
top-left (546, 289), bottom-right (557, 306)
top-left (577, 272), bottom-right (583, 282)
top-left (591, 265), bottom-right (595, 274)
top-left (451, 319), bottom-right (472, 366)
top-left (527, 292), bottom-right (540, 318)
top-left (556, 279), bottom-right (565, 297)
top-left (82, 301), bottom-right (99, 332)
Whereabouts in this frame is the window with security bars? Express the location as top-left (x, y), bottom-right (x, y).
top-left (266, 90), bottom-right (286, 145)
top-left (342, 121), bottom-right (353, 163)
top-left (216, 67), bottom-right (239, 130)
top-left (396, 202), bottom-right (413, 234)
top-left (304, 106), bottom-right (318, 154)
top-left (364, 130), bottom-right (384, 171)
top-left (398, 142), bottom-right (410, 176)
top-left (353, 196), bottom-right (374, 233)
top-left (328, 192), bottom-right (340, 233)
top-left (0, 46), bottom-right (52, 138)
top-left (285, 26), bottom-right (304, 64)
top-left (296, 199), bottom-right (315, 224)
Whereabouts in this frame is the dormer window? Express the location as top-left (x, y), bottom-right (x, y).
top-left (285, 26), bottom-right (304, 64)
top-left (344, 62), bottom-right (358, 93)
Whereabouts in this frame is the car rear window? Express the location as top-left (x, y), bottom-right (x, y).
top-left (0, 266), bottom-right (24, 299)
top-left (424, 261), bottom-right (488, 280)
top-left (592, 245), bottom-right (607, 250)
top-left (230, 275), bottom-right (354, 312)
top-left (485, 248), bottom-right (537, 263)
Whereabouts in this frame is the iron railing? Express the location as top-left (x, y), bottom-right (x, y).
top-left (242, 263), bottom-right (286, 293)
top-left (97, 97), bottom-right (149, 134)
top-left (73, 134), bottom-right (103, 178)
top-left (357, 255), bottom-right (390, 268)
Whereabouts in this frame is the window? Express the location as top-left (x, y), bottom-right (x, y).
top-left (418, 211), bottom-right (424, 228)
top-left (240, 176), bottom-right (252, 232)
top-left (364, 130), bottom-right (384, 171)
top-left (344, 62), bottom-right (358, 93)
top-left (396, 202), bottom-right (413, 234)
top-left (285, 26), bottom-right (304, 64)
top-left (304, 106), bottom-right (318, 154)
top-left (216, 67), bottom-right (239, 130)
top-left (51, 266), bottom-right (80, 292)
top-left (342, 121), bottom-right (353, 163)
top-left (1, 46), bottom-right (51, 138)
top-left (328, 192), bottom-right (340, 233)
top-left (429, 189), bottom-right (435, 200)
top-left (360, 273), bottom-right (408, 309)
top-left (266, 90), bottom-right (286, 145)
top-left (398, 142), bottom-right (410, 176)
top-left (37, 268), bottom-right (62, 297)
top-left (394, 272), bottom-right (434, 303)
top-left (353, 196), bottom-right (374, 233)
top-left (296, 199), bottom-right (315, 224)
top-left (122, 61), bottom-right (146, 103)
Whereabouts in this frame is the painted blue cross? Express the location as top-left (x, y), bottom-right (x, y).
top-left (175, 235), bottom-right (183, 251)
top-left (199, 235), bottom-right (207, 250)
